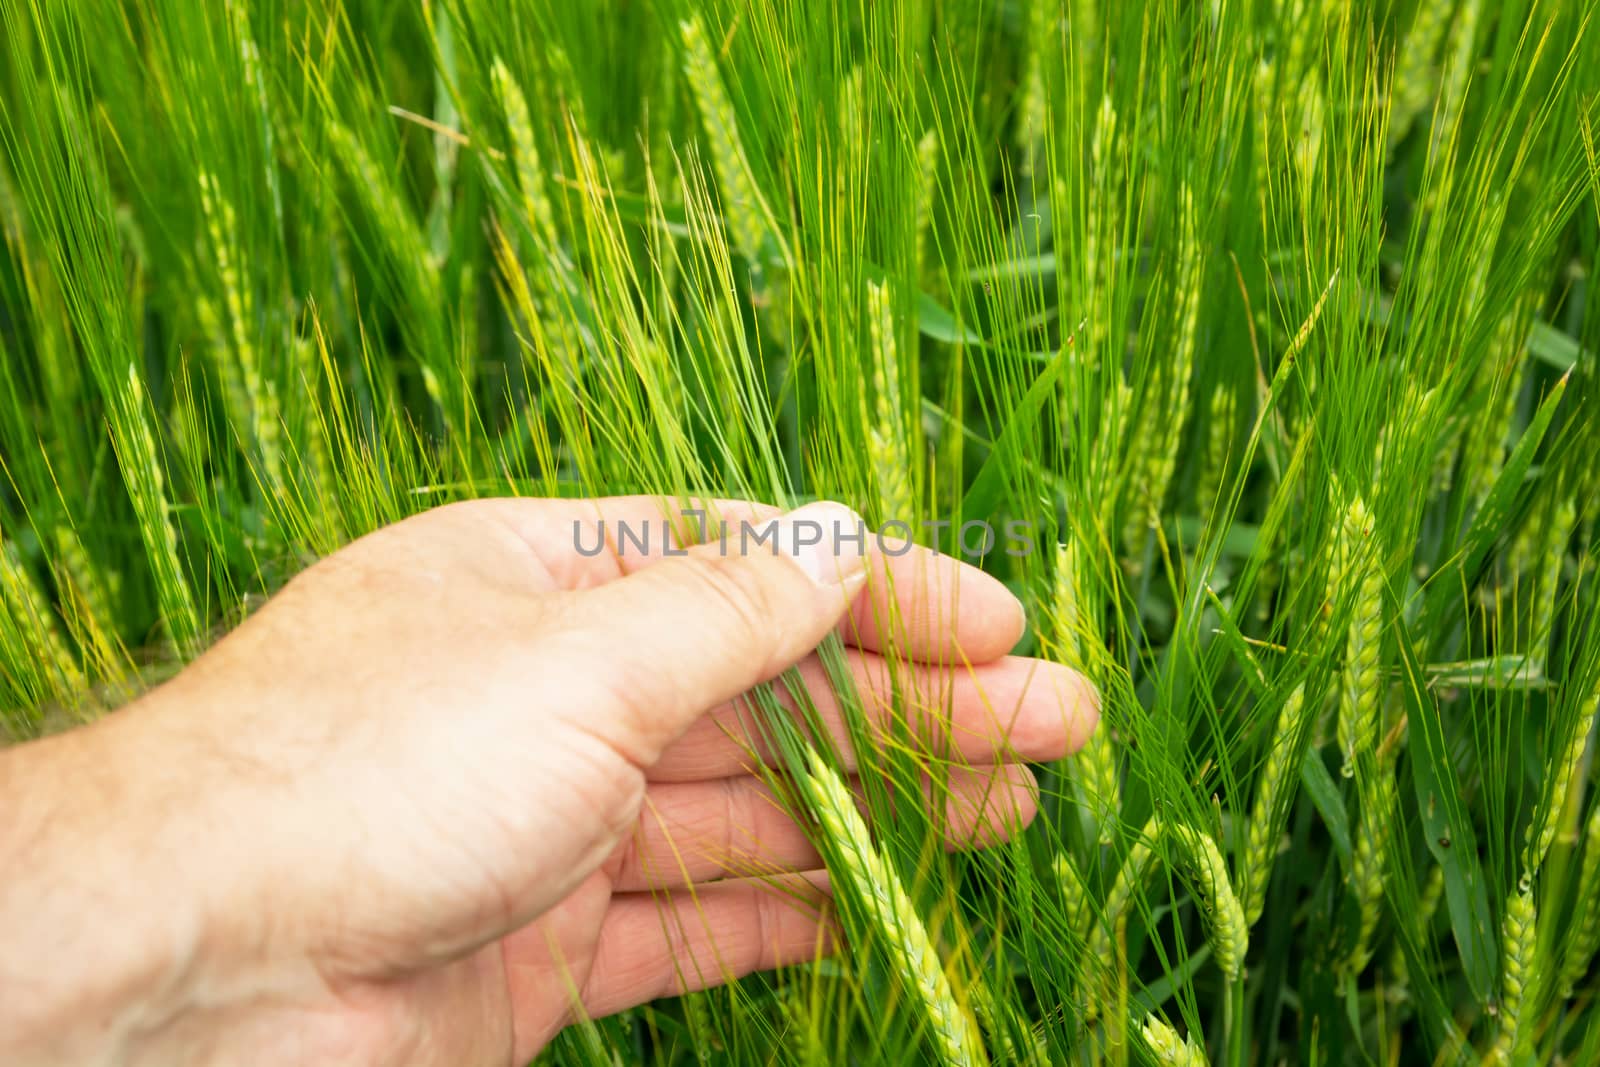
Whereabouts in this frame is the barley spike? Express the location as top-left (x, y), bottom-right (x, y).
top-left (1345, 766), bottom-right (1397, 973)
top-left (1337, 493), bottom-right (1380, 778)
top-left (800, 750), bottom-right (986, 1066)
top-left (1140, 1014), bottom-right (1210, 1067)
top-left (1166, 821), bottom-right (1248, 981)
top-left (1560, 803), bottom-right (1600, 996)
top-left (1086, 820), bottom-right (1159, 1019)
top-left (1524, 672), bottom-right (1598, 880)
top-left (1243, 684), bottom-right (1308, 925)
top-left (679, 16), bottom-right (777, 266)
top-left (1490, 886), bottom-right (1537, 1064)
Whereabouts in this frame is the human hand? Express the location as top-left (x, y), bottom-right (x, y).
top-left (0, 497), bottom-right (1099, 1065)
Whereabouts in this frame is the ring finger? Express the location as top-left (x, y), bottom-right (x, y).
top-left (606, 762), bottom-right (1040, 892)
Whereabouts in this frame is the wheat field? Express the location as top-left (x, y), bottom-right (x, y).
top-left (2, 1), bottom-right (1599, 1063)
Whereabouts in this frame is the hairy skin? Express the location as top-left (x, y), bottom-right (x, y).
top-left (0, 497), bottom-right (1099, 1066)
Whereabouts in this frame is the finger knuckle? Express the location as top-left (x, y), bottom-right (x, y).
top-left (687, 556), bottom-right (781, 664)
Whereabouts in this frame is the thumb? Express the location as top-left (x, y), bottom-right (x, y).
top-left (566, 500), bottom-right (872, 763)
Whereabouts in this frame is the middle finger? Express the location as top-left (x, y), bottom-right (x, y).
top-left (649, 649), bottom-right (1099, 783)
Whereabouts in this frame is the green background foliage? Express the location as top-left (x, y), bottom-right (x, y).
top-left (2, 0), bottom-right (1598, 1062)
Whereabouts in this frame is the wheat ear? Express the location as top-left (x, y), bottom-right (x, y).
top-left (196, 170), bottom-right (283, 495)
top-left (1085, 819), bottom-right (1160, 1019)
top-left (800, 751), bottom-right (986, 1066)
top-left (1389, 864), bottom-right (1445, 988)
top-left (1490, 886), bottom-right (1537, 1064)
top-left (1388, 0), bottom-right (1453, 147)
top-left (1082, 93), bottom-right (1120, 366)
top-left (1337, 494), bottom-right (1380, 779)
top-left (1140, 1014), bottom-right (1210, 1067)
top-left (1524, 675), bottom-right (1598, 880)
top-left (1014, 0), bottom-right (1049, 171)
top-left (1123, 183), bottom-right (1200, 550)
top-left (0, 537), bottom-right (87, 707)
top-left (1529, 494), bottom-right (1575, 656)
top-left (1053, 539), bottom-right (1118, 842)
top-left (866, 279), bottom-right (913, 521)
top-left (678, 15), bottom-right (777, 266)
top-left (1198, 382), bottom-right (1237, 504)
top-left (119, 364), bottom-right (202, 655)
top-left (915, 129), bottom-right (939, 277)
top-left (967, 978), bottom-right (1048, 1067)
top-left (50, 524), bottom-right (114, 635)
top-left (1166, 822), bottom-right (1248, 981)
top-left (1344, 765), bottom-right (1397, 973)
top-left (1054, 850), bottom-right (1091, 940)
top-left (1243, 684), bottom-right (1308, 925)
top-left (1560, 801), bottom-right (1600, 996)
top-left (490, 59), bottom-right (562, 262)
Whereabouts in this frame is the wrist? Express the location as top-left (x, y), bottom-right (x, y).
top-left (0, 705), bottom-right (216, 1064)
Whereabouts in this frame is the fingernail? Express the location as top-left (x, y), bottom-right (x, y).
top-left (774, 501), bottom-right (870, 587)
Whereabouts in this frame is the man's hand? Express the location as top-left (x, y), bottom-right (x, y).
top-left (0, 497), bottom-right (1099, 1065)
